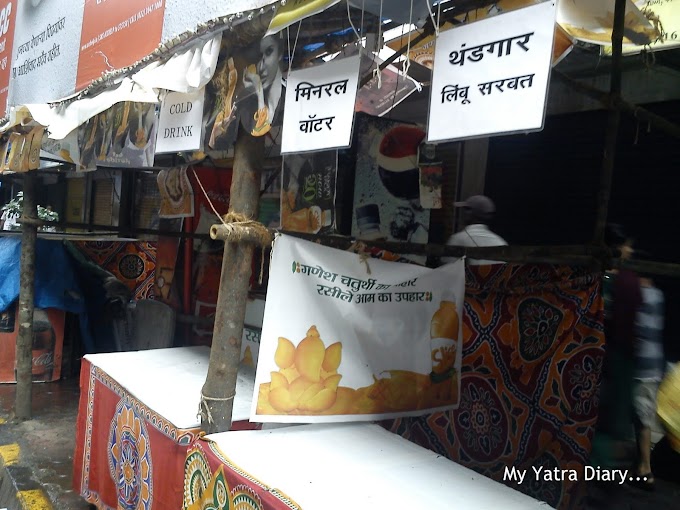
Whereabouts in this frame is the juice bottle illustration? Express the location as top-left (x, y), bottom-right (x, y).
top-left (429, 295), bottom-right (459, 401)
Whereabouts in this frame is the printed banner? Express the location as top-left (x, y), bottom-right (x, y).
top-left (0, 0), bottom-right (16, 117)
top-left (156, 89), bottom-right (204, 154)
top-left (281, 55), bottom-right (360, 154)
top-left (428, 1), bottom-right (557, 143)
top-left (157, 167), bottom-right (194, 218)
top-left (281, 150), bottom-right (337, 234)
top-left (78, 102), bottom-right (158, 168)
top-left (604, 1), bottom-right (680, 55)
top-left (266, 0), bottom-right (341, 36)
top-left (77, 0), bottom-right (166, 90)
top-left (251, 234), bottom-right (465, 423)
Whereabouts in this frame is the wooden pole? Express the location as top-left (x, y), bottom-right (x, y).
top-left (200, 128), bottom-right (264, 434)
top-left (15, 172), bottom-right (38, 419)
top-left (593, 0), bottom-right (626, 244)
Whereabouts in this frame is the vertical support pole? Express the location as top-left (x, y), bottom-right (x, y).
top-left (200, 128), bottom-right (264, 433)
top-left (15, 172), bottom-right (38, 420)
top-left (593, 0), bottom-right (625, 245)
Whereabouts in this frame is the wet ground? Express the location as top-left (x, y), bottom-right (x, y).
top-left (0, 375), bottom-right (678, 509)
top-left (0, 376), bottom-right (90, 510)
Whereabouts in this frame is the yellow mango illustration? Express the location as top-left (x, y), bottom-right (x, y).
top-left (269, 387), bottom-right (298, 413)
top-left (322, 387), bottom-right (356, 415)
top-left (270, 371), bottom-right (289, 391)
top-left (294, 334), bottom-right (326, 382)
top-left (280, 366), bottom-right (301, 384)
top-left (320, 368), bottom-right (337, 380)
top-left (322, 342), bottom-right (342, 372)
top-left (306, 325), bottom-right (320, 338)
top-left (303, 388), bottom-right (337, 413)
top-left (256, 384), bottom-right (278, 415)
top-left (323, 374), bottom-right (342, 392)
top-left (298, 382), bottom-right (325, 406)
top-left (275, 337), bottom-right (296, 369)
top-left (289, 377), bottom-right (313, 403)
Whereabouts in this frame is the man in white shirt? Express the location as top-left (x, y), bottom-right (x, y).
top-left (444, 195), bottom-right (507, 265)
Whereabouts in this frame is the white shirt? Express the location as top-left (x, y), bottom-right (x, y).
top-left (444, 224), bottom-right (507, 265)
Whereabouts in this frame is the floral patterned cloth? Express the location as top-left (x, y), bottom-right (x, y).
top-left (386, 264), bottom-right (605, 509)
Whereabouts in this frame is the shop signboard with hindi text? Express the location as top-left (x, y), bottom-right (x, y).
top-left (251, 234), bottom-right (465, 423)
top-left (0, 0), bottom-right (16, 117)
top-left (281, 55), bottom-right (360, 154)
top-left (427, 1), bottom-right (556, 143)
top-left (77, 0), bottom-right (166, 90)
top-left (9, 0), bottom-right (84, 107)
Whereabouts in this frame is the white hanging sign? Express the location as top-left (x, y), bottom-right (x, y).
top-left (155, 89), bottom-right (205, 154)
top-left (281, 55), bottom-right (360, 154)
top-left (427, 1), bottom-right (557, 143)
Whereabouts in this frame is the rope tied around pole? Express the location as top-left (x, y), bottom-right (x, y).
top-left (197, 391), bottom-right (236, 425)
top-left (212, 212), bottom-right (271, 284)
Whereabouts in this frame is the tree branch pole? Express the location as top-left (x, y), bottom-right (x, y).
top-left (15, 172), bottom-right (38, 420)
top-left (200, 128), bottom-right (264, 434)
top-left (593, 0), bottom-right (626, 245)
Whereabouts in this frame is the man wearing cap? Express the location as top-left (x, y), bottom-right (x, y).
top-left (443, 195), bottom-right (507, 265)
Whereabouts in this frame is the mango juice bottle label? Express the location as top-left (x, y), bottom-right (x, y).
top-left (429, 299), bottom-right (458, 386)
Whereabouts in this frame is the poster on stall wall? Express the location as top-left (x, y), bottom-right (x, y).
top-left (78, 102), bottom-right (158, 168)
top-left (351, 115), bottom-right (429, 262)
top-left (428, 1), bottom-right (557, 143)
top-left (281, 150), bottom-right (337, 234)
top-left (355, 52), bottom-right (420, 118)
top-left (251, 234), bottom-right (465, 423)
top-left (155, 89), bottom-right (204, 154)
top-left (281, 55), bottom-right (360, 153)
top-left (157, 166), bottom-right (194, 218)
top-left (204, 34), bottom-right (285, 151)
top-left (77, 0), bottom-right (166, 90)
top-left (190, 167), bottom-right (232, 345)
top-left (41, 131), bottom-right (82, 169)
top-left (0, 0), bottom-right (16, 117)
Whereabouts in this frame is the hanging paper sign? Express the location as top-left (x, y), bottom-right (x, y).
top-left (281, 55), bottom-right (360, 154)
top-left (155, 89), bottom-right (204, 154)
top-left (428, 1), bottom-right (557, 143)
top-left (250, 234), bottom-right (465, 423)
top-left (266, 0), bottom-right (341, 37)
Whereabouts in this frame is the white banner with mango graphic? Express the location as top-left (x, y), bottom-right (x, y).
top-left (250, 234), bottom-right (465, 423)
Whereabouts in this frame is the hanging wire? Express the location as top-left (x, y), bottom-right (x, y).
top-left (371, 0), bottom-right (384, 89)
top-left (286, 20), bottom-right (303, 75)
top-left (425, 1), bottom-right (442, 37)
top-left (346, 0), bottom-right (362, 42)
top-left (403, 0), bottom-right (415, 76)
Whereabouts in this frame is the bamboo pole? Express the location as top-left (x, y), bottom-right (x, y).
top-left (593, 0), bottom-right (626, 245)
top-left (199, 128), bottom-right (264, 434)
top-left (15, 173), bottom-right (38, 419)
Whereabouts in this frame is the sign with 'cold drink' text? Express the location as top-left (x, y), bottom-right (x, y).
top-left (251, 234), bottom-right (465, 423)
top-left (155, 89), bottom-right (204, 154)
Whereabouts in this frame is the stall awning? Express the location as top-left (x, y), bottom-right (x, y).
top-left (2, 34), bottom-right (222, 141)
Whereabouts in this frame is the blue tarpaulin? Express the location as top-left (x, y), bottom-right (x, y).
top-left (0, 237), bottom-right (93, 351)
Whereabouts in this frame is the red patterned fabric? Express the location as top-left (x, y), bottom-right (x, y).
top-left (385, 264), bottom-right (605, 509)
top-left (74, 241), bottom-right (157, 300)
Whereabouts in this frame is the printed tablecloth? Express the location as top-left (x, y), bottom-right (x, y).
top-left (181, 423), bottom-right (549, 510)
top-left (73, 347), bottom-right (257, 510)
